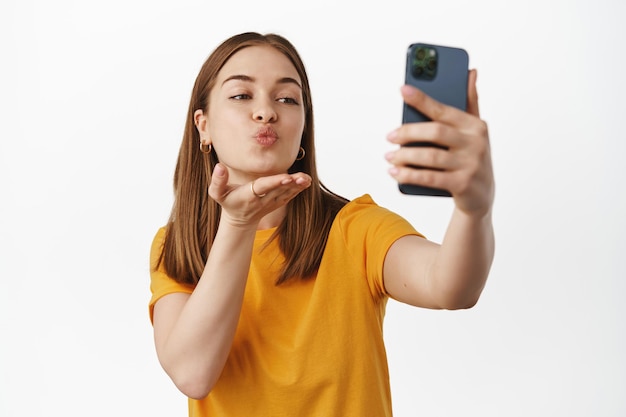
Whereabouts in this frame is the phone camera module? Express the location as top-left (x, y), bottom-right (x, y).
top-left (412, 46), bottom-right (438, 80)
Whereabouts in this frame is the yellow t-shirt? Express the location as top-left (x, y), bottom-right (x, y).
top-left (149, 194), bottom-right (423, 416)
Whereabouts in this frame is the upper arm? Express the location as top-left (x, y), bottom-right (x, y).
top-left (383, 235), bottom-right (442, 309)
top-left (152, 292), bottom-right (191, 357)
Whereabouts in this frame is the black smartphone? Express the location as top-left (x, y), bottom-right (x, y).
top-left (399, 42), bottom-right (469, 196)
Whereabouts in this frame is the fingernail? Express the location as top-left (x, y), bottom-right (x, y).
top-left (386, 130), bottom-right (398, 142)
top-left (401, 85), bottom-right (416, 96)
top-left (281, 178), bottom-right (293, 185)
top-left (213, 164), bottom-right (225, 177)
top-left (388, 167), bottom-right (399, 176)
top-left (384, 151), bottom-right (394, 161)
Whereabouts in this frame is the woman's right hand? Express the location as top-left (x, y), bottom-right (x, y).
top-left (208, 163), bottom-right (312, 227)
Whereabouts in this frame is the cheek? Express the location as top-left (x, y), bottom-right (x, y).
top-left (289, 110), bottom-right (306, 140)
top-left (207, 109), bottom-right (239, 139)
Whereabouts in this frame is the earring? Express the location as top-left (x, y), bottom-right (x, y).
top-left (296, 147), bottom-right (305, 161)
top-left (200, 141), bottom-right (212, 154)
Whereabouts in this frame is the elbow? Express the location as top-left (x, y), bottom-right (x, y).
top-left (179, 384), bottom-right (212, 401)
top-left (438, 290), bottom-right (482, 310)
top-left (447, 297), bottom-right (479, 310)
top-left (172, 373), bottom-right (217, 400)
top-left (162, 362), bottom-right (220, 400)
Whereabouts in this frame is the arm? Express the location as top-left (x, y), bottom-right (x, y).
top-left (152, 164), bottom-right (311, 399)
top-left (383, 209), bottom-right (494, 309)
top-left (153, 221), bottom-right (256, 399)
top-left (384, 69), bottom-right (495, 310)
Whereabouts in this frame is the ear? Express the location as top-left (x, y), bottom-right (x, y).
top-left (194, 109), bottom-right (209, 137)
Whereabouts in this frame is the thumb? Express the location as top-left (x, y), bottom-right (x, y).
top-left (208, 163), bottom-right (230, 200)
top-left (466, 69), bottom-right (480, 117)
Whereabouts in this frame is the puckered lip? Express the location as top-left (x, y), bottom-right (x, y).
top-left (254, 126), bottom-right (278, 146)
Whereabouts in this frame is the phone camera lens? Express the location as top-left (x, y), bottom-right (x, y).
top-left (412, 46), bottom-right (437, 80)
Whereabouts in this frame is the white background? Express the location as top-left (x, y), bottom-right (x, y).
top-left (1, 0), bottom-right (624, 415)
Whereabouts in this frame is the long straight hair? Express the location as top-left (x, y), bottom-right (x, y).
top-left (157, 32), bottom-right (348, 285)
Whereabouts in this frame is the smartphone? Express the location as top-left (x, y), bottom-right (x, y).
top-left (399, 42), bottom-right (469, 196)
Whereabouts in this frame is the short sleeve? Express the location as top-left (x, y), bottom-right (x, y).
top-left (148, 227), bottom-right (194, 324)
top-left (335, 195), bottom-right (425, 298)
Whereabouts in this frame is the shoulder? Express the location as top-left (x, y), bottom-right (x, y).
top-left (336, 194), bottom-right (386, 219)
top-left (331, 194), bottom-right (424, 244)
top-left (149, 226), bottom-right (167, 269)
top-left (148, 225), bottom-right (193, 322)
top-left (326, 195), bottom-right (423, 298)
top-left (151, 226), bottom-right (167, 246)
top-left (336, 195), bottom-right (421, 233)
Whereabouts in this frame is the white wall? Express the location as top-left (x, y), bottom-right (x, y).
top-left (1, 0), bottom-right (624, 415)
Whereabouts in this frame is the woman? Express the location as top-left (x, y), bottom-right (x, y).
top-left (149, 32), bottom-right (494, 416)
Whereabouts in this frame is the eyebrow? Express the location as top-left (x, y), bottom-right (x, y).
top-left (222, 74), bottom-right (302, 89)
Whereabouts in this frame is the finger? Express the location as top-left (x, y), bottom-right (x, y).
top-left (278, 175), bottom-right (312, 203)
top-left (389, 165), bottom-right (453, 192)
top-left (248, 173), bottom-right (312, 200)
top-left (385, 145), bottom-right (458, 172)
top-left (248, 175), bottom-right (293, 199)
top-left (292, 172), bottom-right (312, 185)
top-left (401, 84), bottom-right (472, 127)
top-left (250, 179), bottom-right (269, 198)
top-left (387, 121), bottom-right (465, 149)
top-left (466, 69), bottom-right (480, 117)
top-left (208, 163), bottom-right (230, 200)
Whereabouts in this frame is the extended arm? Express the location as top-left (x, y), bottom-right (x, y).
top-left (384, 70), bottom-right (495, 309)
top-left (384, 208), bottom-right (494, 309)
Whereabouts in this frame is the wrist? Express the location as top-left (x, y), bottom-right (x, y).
top-left (218, 215), bottom-right (260, 234)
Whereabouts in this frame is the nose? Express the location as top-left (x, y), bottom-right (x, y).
top-left (253, 99), bottom-right (277, 123)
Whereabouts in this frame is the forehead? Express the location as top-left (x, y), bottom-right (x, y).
top-left (218, 45), bottom-right (301, 84)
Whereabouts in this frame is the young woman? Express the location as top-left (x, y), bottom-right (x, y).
top-left (149, 32), bottom-right (494, 416)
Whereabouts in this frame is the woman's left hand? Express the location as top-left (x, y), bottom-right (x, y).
top-left (386, 69), bottom-right (494, 217)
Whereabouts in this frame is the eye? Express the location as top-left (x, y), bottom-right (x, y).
top-left (230, 94), bottom-right (251, 100)
top-left (277, 97), bottom-right (299, 105)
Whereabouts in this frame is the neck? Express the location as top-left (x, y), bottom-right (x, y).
top-left (258, 206), bottom-right (286, 230)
